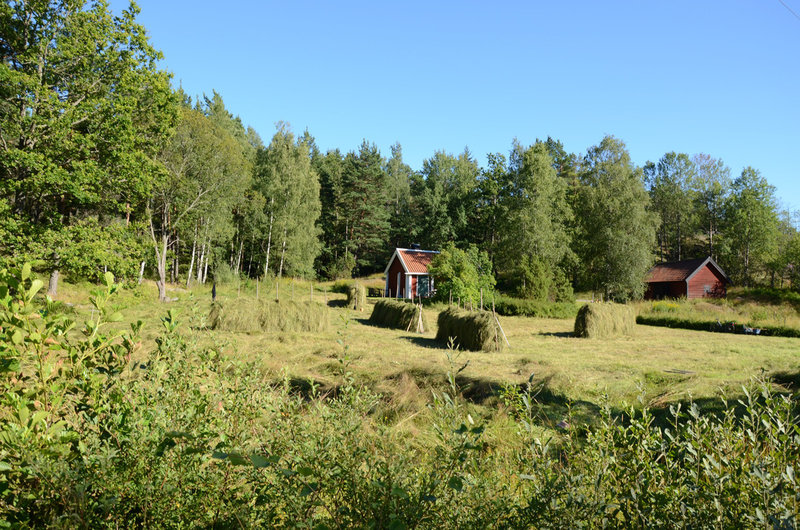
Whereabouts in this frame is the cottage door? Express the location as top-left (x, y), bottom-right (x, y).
top-left (418, 276), bottom-right (430, 298)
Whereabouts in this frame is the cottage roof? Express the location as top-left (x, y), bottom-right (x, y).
top-left (384, 248), bottom-right (439, 275)
top-left (646, 257), bottom-right (731, 284)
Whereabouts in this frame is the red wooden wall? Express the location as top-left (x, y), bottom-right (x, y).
top-left (386, 258), bottom-right (405, 297)
top-left (687, 265), bottom-right (727, 299)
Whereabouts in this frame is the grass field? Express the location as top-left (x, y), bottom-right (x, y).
top-left (10, 273), bottom-right (800, 526)
top-left (51, 276), bottom-right (800, 436)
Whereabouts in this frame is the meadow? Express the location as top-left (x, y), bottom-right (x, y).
top-left (55, 277), bottom-right (800, 430)
top-left (4, 272), bottom-right (799, 527)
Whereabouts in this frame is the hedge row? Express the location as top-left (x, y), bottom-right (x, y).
top-left (493, 296), bottom-right (578, 319)
top-left (636, 315), bottom-right (800, 338)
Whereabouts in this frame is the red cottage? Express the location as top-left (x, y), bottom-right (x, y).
top-left (645, 256), bottom-right (731, 300)
top-left (384, 247), bottom-right (439, 299)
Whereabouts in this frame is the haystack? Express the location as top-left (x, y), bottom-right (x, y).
top-left (573, 303), bottom-right (635, 338)
top-left (346, 283), bottom-right (367, 311)
top-left (369, 299), bottom-right (427, 333)
top-left (209, 299), bottom-right (330, 333)
top-left (435, 307), bottom-right (505, 352)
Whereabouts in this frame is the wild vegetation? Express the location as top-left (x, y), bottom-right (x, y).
top-left (1, 267), bottom-right (799, 527)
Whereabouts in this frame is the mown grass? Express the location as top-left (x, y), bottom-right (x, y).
top-left (51, 276), bottom-right (800, 436)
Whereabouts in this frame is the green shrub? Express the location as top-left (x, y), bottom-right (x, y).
top-left (636, 314), bottom-right (800, 338)
top-left (651, 300), bottom-right (680, 313)
top-left (574, 302), bottom-right (636, 338)
top-left (494, 295), bottom-right (579, 319)
top-left (209, 298), bottom-right (330, 332)
top-left (346, 283), bottom-right (367, 311)
top-left (331, 279), bottom-right (349, 293)
top-left (436, 307), bottom-right (505, 352)
top-left (367, 286), bottom-right (384, 297)
top-left (369, 299), bottom-right (427, 333)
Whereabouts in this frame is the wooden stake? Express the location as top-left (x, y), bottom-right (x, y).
top-left (493, 310), bottom-right (510, 346)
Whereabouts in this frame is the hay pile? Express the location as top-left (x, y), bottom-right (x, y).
top-left (573, 303), bottom-right (635, 338)
top-left (346, 283), bottom-right (367, 311)
top-left (369, 299), bottom-right (427, 333)
top-left (209, 299), bottom-right (330, 333)
top-left (435, 307), bottom-right (505, 352)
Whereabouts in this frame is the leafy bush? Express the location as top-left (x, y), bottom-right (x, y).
top-left (429, 243), bottom-right (496, 307)
top-left (636, 314), bottom-right (800, 338)
top-left (494, 295), bottom-right (579, 319)
top-left (651, 300), bottom-right (680, 313)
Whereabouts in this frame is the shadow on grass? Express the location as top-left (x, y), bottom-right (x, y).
top-left (537, 331), bottom-right (573, 338)
top-left (327, 299), bottom-right (347, 308)
top-left (401, 335), bottom-right (446, 350)
top-left (771, 370), bottom-right (800, 391)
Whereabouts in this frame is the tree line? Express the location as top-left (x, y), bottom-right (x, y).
top-left (2, 1), bottom-right (798, 301)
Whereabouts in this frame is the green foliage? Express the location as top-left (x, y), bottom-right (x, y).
top-left (576, 136), bottom-right (658, 301)
top-left (1, 0), bottom-right (176, 288)
top-left (208, 298), bottom-right (330, 333)
top-left (515, 254), bottom-right (551, 300)
top-left (435, 307), bottom-right (505, 352)
top-left (573, 302), bottom-right (636, 338)
top-left (429, 243), bottom-right (496, 307)
top-left (493, 295), bottom-right (579, 319)
top-left (720, 167), bottom-right (781, 286)
top-left (346, 283), bottom-right (367, 311)
top-left (369, 299), bottom-right (428, 332)
top-left (1, 265), bottom-right (800, 527)
top-left (636, 315), bottom-right (800, 338)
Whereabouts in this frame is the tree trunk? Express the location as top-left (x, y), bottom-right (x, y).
top-left (47, 268), bottom-right (59, 298)
top-left (264, 197), bottom-right (274, 277)
top-left (236, 238), bottom-right (243, 274)
top-left (197, 243), bottom-right (205, 283)
top-left (202, 251), bottom-right (209, 284)
top-left (278, 228), bottom-right (287, 278)
top-left (138, 260), bottom-right (145, 284)
top-left (186, 227), bottom-right (197, 288)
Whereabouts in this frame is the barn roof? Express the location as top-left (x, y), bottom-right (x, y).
top-left (384, 248), bottom-right (439, 275)
top-left (646, 256), bottom-right (731, 284)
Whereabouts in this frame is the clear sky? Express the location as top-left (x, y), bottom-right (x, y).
top-left (121, 0), bottom-right (800, 212)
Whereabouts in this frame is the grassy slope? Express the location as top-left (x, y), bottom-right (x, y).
top-left (54, 277), bottom-right (800, 433)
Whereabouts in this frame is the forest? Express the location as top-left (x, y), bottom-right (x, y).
top-left (2, 1), bottom-right (799, 301)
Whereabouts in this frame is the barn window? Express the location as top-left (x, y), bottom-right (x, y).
top-left (704, 284), bottom-right (711, 294)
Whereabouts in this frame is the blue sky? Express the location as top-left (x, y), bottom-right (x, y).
top-left (123, 1), bottom-right (800, 212)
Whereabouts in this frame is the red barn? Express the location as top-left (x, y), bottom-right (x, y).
top-left (384, 247), bottom-right (439, 299)
top-left (645, 257), bottom-right (731, 300)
